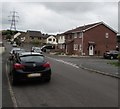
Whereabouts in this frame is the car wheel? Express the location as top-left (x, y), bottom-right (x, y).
top-left (10, 73), bottom-right (18, 85)
top-left (110, 56), bottom-right (114, 60)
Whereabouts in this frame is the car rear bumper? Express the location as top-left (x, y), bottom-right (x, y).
top-left (12, 69), bottom-right (51, 81)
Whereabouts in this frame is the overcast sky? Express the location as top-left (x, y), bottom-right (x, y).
top-left (1, 0), bottom-right (119, 34)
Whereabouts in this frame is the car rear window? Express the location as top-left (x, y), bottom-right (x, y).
top-left (20, 55), bottom-right (44, 63)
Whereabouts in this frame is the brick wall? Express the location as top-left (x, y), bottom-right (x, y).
top-left (83, 24), bottom-right (117, 56)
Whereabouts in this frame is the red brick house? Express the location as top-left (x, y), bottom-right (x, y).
top-left (24, 30), bottom-right (44, 44)
top-left (64, 22), bottom-right (118, 56)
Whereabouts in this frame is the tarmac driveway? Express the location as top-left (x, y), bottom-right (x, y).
top-left (80, 58), bottom-right (119, 78)
top-left (46, 54), bottom-right (119, 78)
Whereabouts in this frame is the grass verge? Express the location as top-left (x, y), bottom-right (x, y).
top-left (107, 61), bottom-right (120, 67)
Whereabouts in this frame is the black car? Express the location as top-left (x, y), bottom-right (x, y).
top-left (103, 50), bottom-right (119, 59)
top-left (8, 52), bottom-right (51, 85)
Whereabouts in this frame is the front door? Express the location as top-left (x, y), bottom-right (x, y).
top-left (89, 45), bottom-right (94, 56)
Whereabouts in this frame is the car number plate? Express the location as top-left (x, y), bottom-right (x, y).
top-left (28, 73), bottom-right (41, 78)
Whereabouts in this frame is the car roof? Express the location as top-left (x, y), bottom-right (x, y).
top-left (19, 52), bottom-right (43, 56)
top-left (10, 48), bottom-right (21, 53)
top-left (32, 47), bottom-right (40, 49)
top-left (11, 47), bottom-right (21, 50)
top-left (10, 48), bottom-right (25, 54)
top-left (108, 50), bottom-right (118, 52)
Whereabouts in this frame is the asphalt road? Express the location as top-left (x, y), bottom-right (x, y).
top-left (2, 41), bottom-right (119, 107)
top-left (45, 54), bottom-right (118, 77)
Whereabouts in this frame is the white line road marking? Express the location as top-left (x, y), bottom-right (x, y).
top-left (46, 56), bottom-right (119, 78)
top-left (46, 56), bottom-right (79, 69)
top-left (5, 63), bottom-right (18, 107)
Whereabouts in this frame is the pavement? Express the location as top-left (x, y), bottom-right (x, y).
top-left (70, 55), bottom-right (119, 78)
top-left (80, 60), bottom-right (119, 78)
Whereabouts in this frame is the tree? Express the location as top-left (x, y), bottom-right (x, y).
top-left (14, 38), bottom-right (21, 46)
top-left (6, 34), bottom-right (11, 40)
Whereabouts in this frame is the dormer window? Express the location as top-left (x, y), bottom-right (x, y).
top-left (48, 38), bottom-right (52, 41)
top-left (53, 39), bottom-right (55, 42)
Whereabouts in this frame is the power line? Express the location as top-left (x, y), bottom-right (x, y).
top-left (8, 11), bottom-right (19, 31)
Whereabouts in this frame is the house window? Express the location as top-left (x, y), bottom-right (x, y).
top-left (31, 37), bottom-right (34, 39)
top-left (38, 37), bottom-right (41, 40)
top-left (61, 36), bottom-right (63, 40)
top-left (74, 44), bottom-right (78, 50)
top-left (62, 45), bottom-right (65, 49)
top-left (67, 35), bottom-right (70, 39)
top-left (74, 33), bottom-right (77, 38)
top-left (53, 39), bottom-right (55, 42)
top-left (48, 38), bottom-right (52, 41)
top-left (105, 33), bottom-right (109, 38)
top-left (106, 33), bottom-right (109, 36)
top-left (79, 32), bottom-right (83, 38)
top-left (69, 35), bottom-right (72, 39)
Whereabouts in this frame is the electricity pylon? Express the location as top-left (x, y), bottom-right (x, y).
top-left (8, 11), bottom-right (19, 31)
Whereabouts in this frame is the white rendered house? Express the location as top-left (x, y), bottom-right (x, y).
top-left (46, 35), bottom-right (57, 45)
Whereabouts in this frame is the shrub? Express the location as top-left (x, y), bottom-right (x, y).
top-left (32, 40), bottom-right (40, 45)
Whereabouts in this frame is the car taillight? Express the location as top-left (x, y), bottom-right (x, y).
top-left (43, 62), bottom-right (50, 68)
top-left (14, 63), bottom-right (24, 70)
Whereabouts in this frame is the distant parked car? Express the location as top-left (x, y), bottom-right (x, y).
top-left (41, 45), bottom-right (55, 52)
top-left (10, 48), bottom-right (25, 54)
top-left (12, 42), bottom-right (17, 47)
top-left (103, 50), bottom-right (119, 59)
top-left (9, 48), bottom-right (26, 60)
top-left (31, 47), bottom-right (42, 54)
top-left (8, 52), bottom-right (51, 85)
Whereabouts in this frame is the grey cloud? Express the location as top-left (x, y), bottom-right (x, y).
top-left (41, 2), bottom-right (98, 13)
top-left (1, 2), bottom-right (118, 34)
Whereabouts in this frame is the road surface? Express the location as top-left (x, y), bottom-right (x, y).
top-left (2, 41), bottom-right (118, 108)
